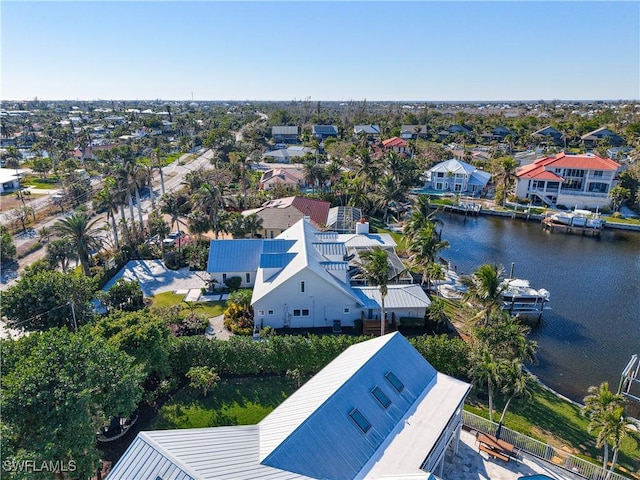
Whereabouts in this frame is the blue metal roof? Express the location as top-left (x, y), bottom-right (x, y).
top-left (262, 239), bottom-right (296, 253)
top-left (259, 253), bottom-right (296, 269)
top-left (261, 333), bottom-right (437, 479)
top-left (207, 239), bottom-right (264, 273)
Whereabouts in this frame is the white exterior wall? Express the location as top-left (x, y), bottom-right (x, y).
top-left (253, 270), bottom-right (359, 329)
top-left (209, 270), bottom-right (256, 289)
top-left (0, 178), bottom-right (20, 193)
top-left (556, 192), bottom-right (612, 210)
top-left (517, 168), bottom-right (618, 209)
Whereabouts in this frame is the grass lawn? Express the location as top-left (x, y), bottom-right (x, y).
top-left (465, 383), bottom-right (640, 474)
top-left (149, 291), bottom-right (226, 318)
top-left (605, 216), bottom-right (640, 226)
top-left (151, 376), bottom-right (297, 429)
top-left (21, 176), bottom-right (62, 189)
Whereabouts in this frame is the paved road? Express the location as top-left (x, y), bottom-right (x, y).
top-left (0, 148), bottom-right (214, 291)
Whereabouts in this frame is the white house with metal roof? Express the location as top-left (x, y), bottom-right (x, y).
top-left (106, 332), bottom-right (471, 480)
top-left (424, 159), bottom-right (491, 195)
top-left (207, 218), bottom-right (429, 330)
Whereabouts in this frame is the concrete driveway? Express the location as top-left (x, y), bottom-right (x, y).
top-left (103, 259), bottom-right (207, 297)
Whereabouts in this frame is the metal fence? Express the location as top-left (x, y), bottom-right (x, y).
top-left (462, 411), bottom-right (631, 480)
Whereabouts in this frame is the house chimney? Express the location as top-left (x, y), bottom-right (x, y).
top-left (355, 218), bottom-right (369, 235)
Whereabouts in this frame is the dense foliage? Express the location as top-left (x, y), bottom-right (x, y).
top-left (0, 225), bottom-right (17, 264)
top-left (167, 333), bottom-right (470, 379)
top-left (2, 269), bottom-right (97, 331)
top-left (0, 328), bottom-right (144, 479)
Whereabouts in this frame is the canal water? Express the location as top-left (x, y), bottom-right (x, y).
top-left (437, 213), bottom-right (640, 403)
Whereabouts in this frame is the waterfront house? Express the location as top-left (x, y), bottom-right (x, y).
top-left (514, 152), bottom-right (621, 209)
top-left (581, 127), bottom-right (625, 148)
top-left (424, 159), bottom-right (491, 195)
top-left (207, 218), bottom-right (428, 330)
top-left (106, 332), bottom-right (471, 480)
top-left (312, 124), bottom-right (339, 140)
top-left (271, 125), bottom-right (299, 143)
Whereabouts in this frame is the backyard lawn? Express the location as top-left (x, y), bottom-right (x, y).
top-left (150, 291), bottom-right (226, 318)
top-left (465, 383), bottom-right (640, 474)
top-left (151, 376), bottom-right (297, 429)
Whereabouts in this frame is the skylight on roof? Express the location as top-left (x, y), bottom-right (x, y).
top-left (385, 371), bottom-right (404, 393)
top-left (371, 386), bottom-right (391, 408)
top-left (349, 408), bottom-right (371, 433)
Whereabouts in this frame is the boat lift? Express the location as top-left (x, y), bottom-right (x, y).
top-left (618, 354), bottom-right (640, 422)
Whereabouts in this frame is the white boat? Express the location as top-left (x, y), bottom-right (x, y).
top-left (501, 278), bottom-right (550, 322)
top-left (436, 283), bottom-right (466, 300)
top-left (548, 209), bottom-right (604, 229)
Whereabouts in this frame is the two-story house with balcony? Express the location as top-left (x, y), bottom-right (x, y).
top-left (424, 159), bottom-right (491, 196)
top-left (514, 152), bottom-right (621, 209)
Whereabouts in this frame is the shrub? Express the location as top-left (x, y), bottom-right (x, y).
top-left (224, 276), bottom-right (242, 291)
top-left (223, 302), bottom-right (253, 335)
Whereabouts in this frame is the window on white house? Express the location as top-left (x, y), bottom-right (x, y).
top-left (344, 307), bottom-right (350, 314)
top-left (246, 273), bottom-right (250, 283)
top-left (257, 310), bottom-right (264, 316)
top-left (302, 309), bottom-right (309, 316)
top-left (267, 310), bottom-right (274, 315)
top-left (222, 273), bottom-right (227, 281)
top-left (293, 309), bottom-right (301, 316)
top-left (300, 281), bottom-right (305, 293)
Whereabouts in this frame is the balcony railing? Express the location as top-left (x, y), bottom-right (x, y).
top-left (463, 411), bottom-right (631, 480)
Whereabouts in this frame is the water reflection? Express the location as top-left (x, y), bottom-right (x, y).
top-left (437, 214), bottom-right (640, 402)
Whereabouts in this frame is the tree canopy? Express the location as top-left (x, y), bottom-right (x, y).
top-left (0, 328), bottom-right (144, 478)
top-left (2, 269), bottom-right (97, 331)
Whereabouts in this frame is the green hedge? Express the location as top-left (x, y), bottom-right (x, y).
top-left (168, 334), bottom-right (471, 379)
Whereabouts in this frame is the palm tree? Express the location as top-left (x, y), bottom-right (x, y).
top-left (495, 362), bottom-right (534, 439)
top-left (45, 238), bottom-right (78, 272)
top-left (602, 406), bottom-right (633, 479)
top-left (461, 263), bottom-right (506, 324)
top-left (152, 147), bottom-right (165, 196)
top-left (160, 192), bottom-right (189, 233)
top-left (94, 177), bottom-right (121, 249)
top-left (51, 212), bottom-right (103, 276)
top-left (243, 213), bottom-right (263, 238)
top-left (359, 247), bottom-right (390, 337)
top-left (582, 382), bottom-right (628, 474)
top-left (469, 347), bottom-right (505, 422)
top-left (194, 183), bottom-right (223, 238)
top-left (493, 156), bottom-right (518, 206)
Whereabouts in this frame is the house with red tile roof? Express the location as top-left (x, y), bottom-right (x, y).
top-left (515, 152), bottom-right (621, 209)
top-left (381, 137), bottom-right (409, 155)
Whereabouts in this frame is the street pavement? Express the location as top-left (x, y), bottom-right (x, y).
top-left (0, 148), bottom-right (214, 291)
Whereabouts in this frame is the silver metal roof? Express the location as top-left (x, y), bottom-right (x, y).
top-left (352, 285), bottom-right (432, 309)
top-left (108, 426), bottom-right (311, 480)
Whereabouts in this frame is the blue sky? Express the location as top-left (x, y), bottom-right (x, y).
top-left (2, 1), bottom-right (638, 101)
